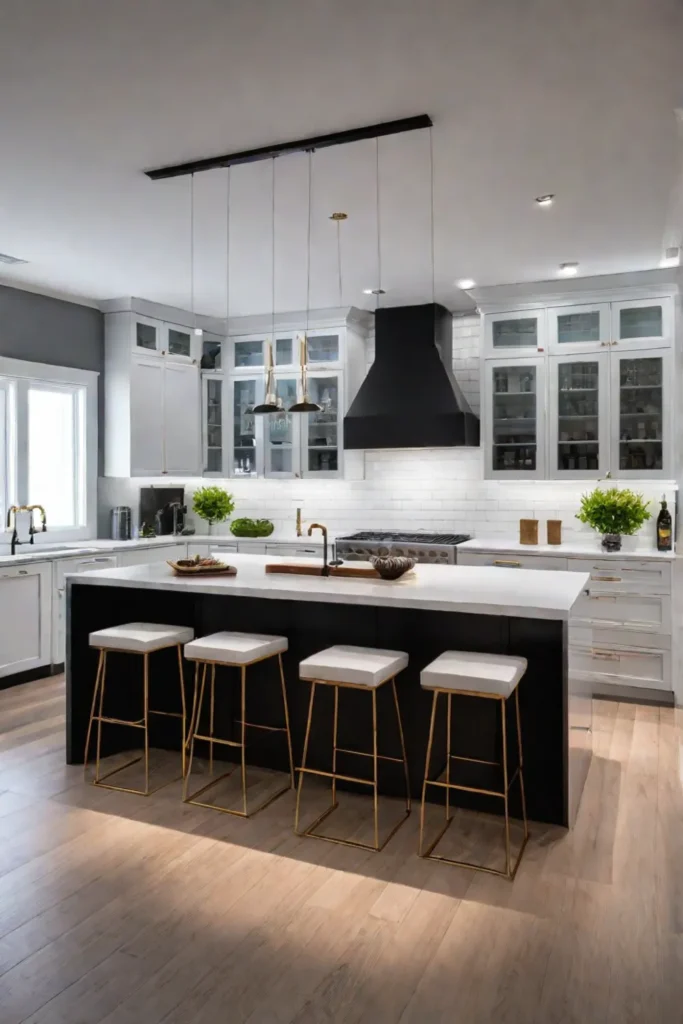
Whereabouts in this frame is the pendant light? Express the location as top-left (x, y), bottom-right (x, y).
top-left (290, 149), bottom-right (321, 413)
top-left (190, 174), bottom-right (202, 339)
top-left (253, 157), bottom-right (281, 414)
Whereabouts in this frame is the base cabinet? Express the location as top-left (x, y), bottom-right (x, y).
top-left (0, 563), bottom-right (52, 678)
top-left (53, 555), bottom-right (118, 665)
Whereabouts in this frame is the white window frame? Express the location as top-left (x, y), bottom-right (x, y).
top-left (0, 356), bottom-right (98, 542)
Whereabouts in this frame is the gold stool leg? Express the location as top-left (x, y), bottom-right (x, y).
top-left (278, 653), bottom-right (295, 788)
top-left (445, 691), bottom-right (452, 823)
top-left (177, 644), bottom-right (187, 779)
top-left (294, 681), bottom-right (317, 835)
top-left (142, 653), bottom-right (150, 795)
top-left (183, 662), bottom-right (207, 802)
top-left (419, 689), bottom-right (439, 857)
top-left (94, 651), bottom-right (108, 784)
top-left (83, 649), bottom-right (104, 777)
top-left (515, 687), bottom-right (529, 842)
top-left (331, 685), bottom-right (339, 806)
top-left (501, 695), bottom-right (511, 877)
top-left (391, 678), bottom-right (411, 813)
top-left (371, 688), bottom-right (379, 850)
top-left (240, 665), bottom-right (248, 817)
top-left (209, 664), bottom-right (216, 776)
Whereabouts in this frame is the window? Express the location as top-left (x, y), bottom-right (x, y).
top-left (0, 358), bottom-right (97, 540)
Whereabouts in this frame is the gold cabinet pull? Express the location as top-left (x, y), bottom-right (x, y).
top-left (493, 559), bottom-right (521, 567)
top-left (590, 650), bottom-right (619, 660)
top-left (591, 575), bottom-right (622, 582)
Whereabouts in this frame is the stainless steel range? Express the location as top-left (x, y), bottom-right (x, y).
top-left (335, 531), bottom-right (471, 565)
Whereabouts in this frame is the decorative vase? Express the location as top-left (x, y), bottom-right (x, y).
top-left (601, 533), bottom-right (622, 552)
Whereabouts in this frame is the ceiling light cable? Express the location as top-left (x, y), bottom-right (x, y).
top-left (375, 136), bottom-right (382, 310)
top-left (429, 125), bottom-right (435, 306)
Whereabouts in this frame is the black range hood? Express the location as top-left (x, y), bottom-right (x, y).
top-left (344, 302), bottom-right (480, 450)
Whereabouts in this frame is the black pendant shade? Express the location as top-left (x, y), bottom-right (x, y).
top-left (289, 400), bottom-right (321, 413)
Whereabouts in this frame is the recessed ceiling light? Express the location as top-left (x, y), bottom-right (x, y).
top-left (456, 278), bottom-right (476, 290)
top-left (558, 262), bottom-right (579, 277)
top-left (535, 194), bottom-right (555, 206)
top-left (660, 247), bottom-right (680, 268)
top-left (193, 327), bottom-right (203, 337)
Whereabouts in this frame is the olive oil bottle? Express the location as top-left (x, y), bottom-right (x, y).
top-left (656, 496), bottom-right (672, 552)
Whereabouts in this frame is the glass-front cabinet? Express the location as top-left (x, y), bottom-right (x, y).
top-left (202, 376), bottom-right (224, 475)
top-left (549, 354), bottom-right (609, 478)
top-left (611, 299), bottom-right (672, 350)
top-left (611, 349), bottom-right (671, 477)
top-left (547, 303), bottom-right (610, 354)
top-left (232, 377), bottom-right (261, 477)
top-left (486, 357), bottom-right (545, 478)
top-left (265, 377), bottom-right (298, 476)
top-left (484, 311), bottom-right (544, 357)
top-left (305, 374), bottom-right (340, 475)
top-left (132, 315), bottom-right (199, 362)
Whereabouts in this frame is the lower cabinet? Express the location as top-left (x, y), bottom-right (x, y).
top-left (0, 562), bottom-right (52, 678)
top-left (117, 543), bottom-right (187, 567)
top-left (53, 555), bottom-right (118, 665)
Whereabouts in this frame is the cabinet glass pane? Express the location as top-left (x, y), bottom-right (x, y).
top-left (307, 376), bottom-right (338, 472)
top-left (307, 334), bottom-right (339, 362)
top-left (201, 340), bottom-right (222, 370)
top-left (557, 311), bottom-right (600, 345)
top-left (619, 306), bottom-right (663, 340)
top-left (234, 340), bottom-right (264, 368)
top-left (136, 321), bottom-right (157, 351)
top-left (492, 318), bottom-right (537, 349)
top-left (205, 379), bottom-right (222, 473)
top-left (492, 365), bottom-right (537, 471)
top-left (168, 329), bottom-right (192, 357)
top-left (275, 338), bottom-right (293, 364)
top-left (619, 357), bottom-right (663, 471)
top-left (557, 361), bottom-right (600, 471)
top-left (267, 378), bottom-right (297, 474)
top-left (233, 379), bottom-right (257, 476)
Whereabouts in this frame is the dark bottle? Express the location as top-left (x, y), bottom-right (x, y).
top-left (656, 496), bottom-right (673, 552)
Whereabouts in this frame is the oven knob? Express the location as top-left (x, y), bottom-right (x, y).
top-left (378, 545), bottom-right (390, 556)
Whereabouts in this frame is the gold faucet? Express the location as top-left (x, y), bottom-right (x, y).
top-left (307, 523), bottom-right (329, 576)
top-left (7, 504), bottom-right (47, 555)
top-left (296, 507), bottom-right (305, 537)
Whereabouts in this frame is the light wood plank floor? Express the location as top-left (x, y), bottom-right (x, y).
top-left (0, 675), bottom-right (681, 1023)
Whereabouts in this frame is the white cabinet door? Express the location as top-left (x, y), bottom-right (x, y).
top-left (130, 356), bottom-right (164, 475)
top-left (303, 372), bottom-right (342, 477)
top-left (611, 298), bottom-right (673, 350)
top-left (484, 310), bottom-right (544, 356)
top-left (485, 357), bottom-right (545, 478)
top-left (610, 348), bottom-right (671, 477)
top-left (117, 543), bottom-right (187, 567)
top-left (53, 555), bottom-right (118, 664)
top-left (0, 563), bottom-right (52, 677)
top-left (133, 314), bottom-right (163, 356)
top-left (547, 303), bottom-right (610, 354)
top-left (549, 352), bottom-right (609, 478)
top-left (203, 374), bottom-right (224, 475)
top-left (265, 376), bottom-right (300, 478)
top-left (163, 362), bottom-right (202, 475)
top-left (164, 323), bottom-right (195, 362)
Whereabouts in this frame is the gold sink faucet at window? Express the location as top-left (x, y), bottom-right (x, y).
top-left (6, 504), bottom-right (47, 556)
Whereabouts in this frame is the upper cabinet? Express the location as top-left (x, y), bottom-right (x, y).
top-left (482, 291), bottom-right (676, 480)
top-left (131, 314), bottom-right (199, 363)
top-left (483, 310), bottom-right (544, 356)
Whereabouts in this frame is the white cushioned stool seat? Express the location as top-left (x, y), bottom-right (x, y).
top-left (184, 631), bottom-right (288, 665)
top-left (300, 645), bottom-right (409, 688)
top-left (89, 622), bottom-right (194, 653)
top-left (421, 651), bottom-right (527, 698)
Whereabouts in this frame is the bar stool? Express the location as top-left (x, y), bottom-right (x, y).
top-left (295, 644), bottom-right (411, 852)
top-left (418, 650), bottom-right (529, 879)
top-left (84, 622), bottom-right (194, 795)
top-left (183, 631), bottom-right (294, 817)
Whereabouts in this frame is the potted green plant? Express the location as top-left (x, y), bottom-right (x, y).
top-left (576, 486), bottom-right (651, 552)
top-left (230, 517), bottom-right (275, 538)
top-left (192, 485), bottom-right (235, 535)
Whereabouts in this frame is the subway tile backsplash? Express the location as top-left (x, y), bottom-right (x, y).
top-left (98, 315), bottom-right (675, 545)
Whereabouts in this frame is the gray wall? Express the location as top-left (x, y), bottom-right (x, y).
top-left (0, 283), bottom-right (104, 469)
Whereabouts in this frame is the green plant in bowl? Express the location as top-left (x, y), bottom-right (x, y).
top-left (230, 518), bottom-right (275, 538)
top-left (576, 485), bottom-right (651, 551)
top-left (192, 486), bottom-right (235, 530)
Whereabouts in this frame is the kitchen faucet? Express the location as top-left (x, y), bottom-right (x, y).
top-left (296, 507), bottom-right (305, 537)
top-left (307, 523), bottom-right (329, 577)
top-left (6, 504), bottom-right (47, 556)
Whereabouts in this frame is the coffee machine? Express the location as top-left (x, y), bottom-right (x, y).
top-left (140, 487), bottom-right (188, 536)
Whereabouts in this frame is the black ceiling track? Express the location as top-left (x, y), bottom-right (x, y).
top-left (145, 114), bottom-right (433, 180)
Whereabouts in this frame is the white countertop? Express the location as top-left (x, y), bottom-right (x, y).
top-left (71, 553), bottom-right (589, 621)
top-left (459, 538), bottom-right (676, 561)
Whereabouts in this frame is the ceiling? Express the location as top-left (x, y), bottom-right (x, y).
top-left (0, 0), bottom-right (682, 317)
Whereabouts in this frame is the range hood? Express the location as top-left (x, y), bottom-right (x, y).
top-left (344, 303), bottom-right (480, 450)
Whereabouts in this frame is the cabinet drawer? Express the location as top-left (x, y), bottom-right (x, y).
top-left (570, 643), bottom-right (671, 690)
top-left (572, 590), bottom-right (669, 631)
top-left (457, 551), bottom-right (568, 570)
top-left (569, 625), bottom-right (671, 651)
top-left (570, 558), bottom-right (671, 593)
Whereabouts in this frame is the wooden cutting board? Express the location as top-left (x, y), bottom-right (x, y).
top-left (265, 563), bottom-right (380, 579)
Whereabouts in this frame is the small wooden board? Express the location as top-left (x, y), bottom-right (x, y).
top-left (265, 563), bottom-right (380, 579)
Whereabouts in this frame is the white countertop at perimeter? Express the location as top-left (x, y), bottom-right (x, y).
top-left (70, 553), bottom-right (590, 621)
top-left (0, 535), bottom-right (191, 568)
top-left (458, 538), bottom-right (676, 561)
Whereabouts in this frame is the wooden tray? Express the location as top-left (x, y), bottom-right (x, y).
top-left (168, 561), bottom-right (237, 577)
top-left (265, 563), bottom-right (380, 579)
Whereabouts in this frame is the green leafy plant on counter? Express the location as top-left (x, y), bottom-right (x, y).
top-left (192, 485), bottom-right (235, 527)
top-left (576, 486), bottom-right (651, 536)
top-left (230, 517), bottom-right (275, 538)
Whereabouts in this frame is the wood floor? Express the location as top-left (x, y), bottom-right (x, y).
top-left (0, 676), bottom-right (681, 1023)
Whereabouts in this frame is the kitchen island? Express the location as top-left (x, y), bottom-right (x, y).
top-left (66, 554), bottom-right (591, 827)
